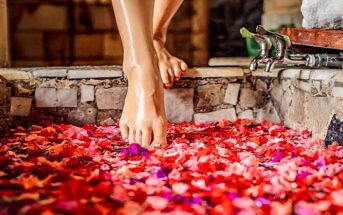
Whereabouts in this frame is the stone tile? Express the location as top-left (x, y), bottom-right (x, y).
top-left (256, 102), bottom-right (281, 124)
top-left (294, 80), bottom-right (311, 93)
top-left (250, 68), bottom-right (280, 78)
top-left (208, 57), bottom-right (250, 67)
top-left (284, 89), bottom-right (306, 128)
top-left (197, 84), bottom-right (223, 108)
top-left (16, 84), bottom-right (33, 96)
top-left (56, 88), bottom-right (78, 107)
top-left (330, 98), bottom-right (343, 113)
top-left (310, 69), bottom-right (340, 81)
top-left (39, 80), bottom-right (56, 88)
top-left (0, 69), bottom-right (30, 80)
top-left (68, 69), bottom-right (122, 79)
top-left (35, 88), bottom-right (57, 107)
top-left (238, 110), bottom-right (254, 120)
top-left (299, 69), bottom-right (311, 80)
top-left (305, 96), bottom-right (332, 139)
top-left (164, 88), bottom-right (194, 123)
top-left (81, 85), bottom-right (95, 103)
top-left (96, 87), bottom-right (127, 110)
top-left (270, 82), bottom-right (284, 105)
top-left (280, 69), bottom-right (301, 79)
top-left (0, 84), bottom-right (11, 105)
top-left (97, 111), bottom-right (121, 123)
top-left (184, 67), bottom-right (244, 78)
top-left (332, 87), bottom-right (343, 98)
top-left (100, 118), bottom-right (116, 126)
top-left (67, 104), bottom-right (97, 126)
top-left (280, 89), bottom-right (293, 118)
top-left (224, 83), bottom-right (240, 105)
top-left (32, 69), bottom-right (67, 78)
top-left (311, 81), bottom-right (324, 96)
top-left (334, 72), bottom-right (343, 84)
top-left (256, 79), bottom-right (268, 91)
top-left (194, 108), bottom-right (237, 122)
top-left (10, 97), bottom-right (32, 116)
top-left (281, 79), bottom-right (292, 91)
top-left (239, 88), bottom-right (257, 109)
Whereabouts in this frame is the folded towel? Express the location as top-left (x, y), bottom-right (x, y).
top-left (301, 0), bottom-right (343, 29)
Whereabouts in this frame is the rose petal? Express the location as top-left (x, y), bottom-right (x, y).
top-left (172, 182), bottom-right (189, 195)
top-left (146, 196), bottom-right (168, 210)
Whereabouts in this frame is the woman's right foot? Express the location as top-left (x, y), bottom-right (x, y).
top-left (153, 38), bottom-right (188, 88)
top-left (120, 59), bottom-right (168, 147)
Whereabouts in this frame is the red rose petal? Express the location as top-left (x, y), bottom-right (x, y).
top-left (0, 120), bottom-right (342, 213)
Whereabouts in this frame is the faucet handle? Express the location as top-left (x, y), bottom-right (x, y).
top-left (255, 25), bottom-right (292, 72)
top-left (256, 25), bottom-right (291, 48)
top-left (240, 28), bottom-right (273, 71)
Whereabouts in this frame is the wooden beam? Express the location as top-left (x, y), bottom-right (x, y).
top-left (191, 0), bottom-right (209, 66)
top-left (281, 28), bottom-right (343, 50)
top-left (0, 0), bottom-right (10, 67)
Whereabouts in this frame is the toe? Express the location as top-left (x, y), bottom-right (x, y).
top-left (152, 120), bottom-right (167, 146)
top-left (119, 121), bottom-right (129, 142)
top-left (173, 64), bottom-right (182, 81)
top-left (167, 68), bottom-right (175, 87)
top-left (159, 64), bottom-right (171, 85)
top-left (142, 129), bottom-right (152, 147)
top-left (180, 61), bottom-right (188, 73)
top-left (129, 127), bottom-right (136, 144)
top-left (135, 130), bottom-right (142, 145)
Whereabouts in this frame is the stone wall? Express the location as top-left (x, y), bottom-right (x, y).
top-left (0, 67), bottom-right (247, 130)
top-left (266, 69), bottom-right (343, 139)
top-left (1, 66), bottom-right (343, 140)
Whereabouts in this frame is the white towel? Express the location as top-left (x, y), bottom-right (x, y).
top-left (301, 0), bottom-right (343, 29)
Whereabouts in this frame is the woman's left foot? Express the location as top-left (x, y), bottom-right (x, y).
top-left (153, 38), bottom-right (188, 88)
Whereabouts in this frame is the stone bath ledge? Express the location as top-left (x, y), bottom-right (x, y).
top-left (0, 66), bottom-right (343, 141)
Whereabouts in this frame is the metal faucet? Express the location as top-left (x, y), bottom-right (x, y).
top-left (241, 25), bottom-right (343, 72)
top-left (240, 28), bottom-right (272, 71)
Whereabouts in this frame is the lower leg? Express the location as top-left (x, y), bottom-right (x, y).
top-left (112, 0), bottom-right (167, 146)
top-left (153, 0), bottom-right (188, 88)
top-left (153, 0), bottom-right (183, 43)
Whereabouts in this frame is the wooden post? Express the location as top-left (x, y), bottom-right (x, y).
top-left (0, 0), bottom-right (10, 67)
top-left (191, 0), bottom-right (209, 66)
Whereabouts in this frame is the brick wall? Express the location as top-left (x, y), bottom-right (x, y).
top-left (9, 0), bottom-right (208, 67)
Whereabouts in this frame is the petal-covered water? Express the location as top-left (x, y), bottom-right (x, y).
top-left (0, 119), bottom-right (343, 214)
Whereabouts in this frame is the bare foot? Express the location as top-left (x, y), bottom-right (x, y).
top-left (120, 59), bottom-right (168, 147)
top-left (153, 38), bottom-right (188, 88)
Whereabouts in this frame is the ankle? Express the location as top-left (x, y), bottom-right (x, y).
top-left (123, 41), bottom-right (156, 58)
top-left (153, 31), bottom-right (167, 44)
top-left (123, 46), bottom-right (157, 68)
top-left (123, 60), bottom-right (159, 79)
